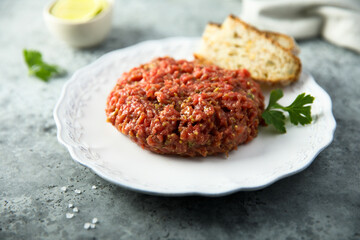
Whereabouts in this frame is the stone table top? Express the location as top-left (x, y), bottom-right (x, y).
top-left (1, 0), bottom-right (359, 239)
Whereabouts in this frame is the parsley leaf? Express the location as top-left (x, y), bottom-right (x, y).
top-left (23, 49), bottom-right (64, 82)
top-left (262, 109), bottom-right (286, 133)
top-left (262, 89), bottom-right (314, 133)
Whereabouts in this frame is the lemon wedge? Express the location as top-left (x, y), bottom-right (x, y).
top-left (50, 0), bottom-right (106, 22)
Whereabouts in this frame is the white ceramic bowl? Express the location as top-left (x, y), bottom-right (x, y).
top-left (43, 0), bottom-right (114, 48)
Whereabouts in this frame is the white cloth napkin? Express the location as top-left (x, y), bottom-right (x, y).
top-left (240, 0), bottom-right (360, 53)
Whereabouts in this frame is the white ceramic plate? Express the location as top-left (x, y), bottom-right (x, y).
top-left (54, 37), bottom-right (336, 196)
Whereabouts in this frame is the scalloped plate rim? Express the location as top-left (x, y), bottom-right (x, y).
top-left (53, 37), bottom-right (336, 196)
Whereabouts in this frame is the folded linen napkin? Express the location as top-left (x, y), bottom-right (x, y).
top-left (240, 0), bottom-right (360, 53)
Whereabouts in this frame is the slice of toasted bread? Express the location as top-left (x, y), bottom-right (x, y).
top-left (203, 23), bottom-right (300, 56)
top-left (194, 15), bottom-right (301, 85)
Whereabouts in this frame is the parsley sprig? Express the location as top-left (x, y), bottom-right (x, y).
top-left (23, 49), bottom-right (65, 82)
top-left (262, 89), bottom-right (315, 133)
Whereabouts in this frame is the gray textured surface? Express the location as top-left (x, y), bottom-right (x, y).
top-left (1, 0), bottom-right (359, 239)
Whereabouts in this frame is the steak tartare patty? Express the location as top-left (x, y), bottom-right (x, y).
top-left (106, 57), bottom-right (264, 157)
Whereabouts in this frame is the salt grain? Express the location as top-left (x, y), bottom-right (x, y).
top-left (84, 223), bottom-right (91, 229)
top-left (68, 203), bottom-right (74, 208)
top-left (73, 207), bottom-right (79, 213)
top-left (92, 185), bottom-right (97, 189)
top-left (74, 189), bottom-right (82, 194)
top-left (60, 186), bottom-right (67, 192)
top-left (66, 213), bottom-right (74, 219)
top-left (92, 218), bottom-right (98, 224)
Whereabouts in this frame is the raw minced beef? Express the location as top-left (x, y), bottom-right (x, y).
top-left (106, 57), bottom-right (264, 157)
